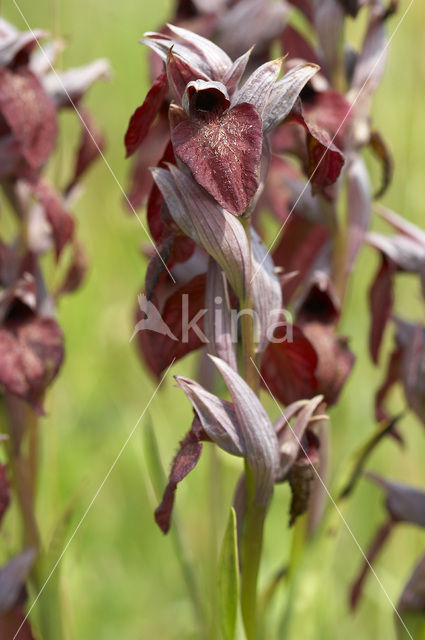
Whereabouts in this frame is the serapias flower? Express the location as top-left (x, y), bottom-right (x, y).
top-left (154, 354), bottom-right (326, 534)
top-left (125, 24), bottom-right (319, 216)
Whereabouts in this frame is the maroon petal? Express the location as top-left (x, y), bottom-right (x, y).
top-left (124, 72), bottom-right (168, 158)
top-left (296, 263), bottom-right (340, 327)
top-left (301, 322), bottom-right (355, 406)
top-left (136, 274), bottom-right (207, 378)
top-left (66, 107), bottom-right (105, 194)
top-left (221, 48), bottom-right (252, 96)
top-left (166, 49), bottom-right (210, 103)
top-left (155, 417), bottom-right (205, 534)
top-left (280, 25), bottom-right (321, 66)
top-left (153, 165), bottom-right (250, 299)
top-left (272, 212), bottom-right (330, 304)
top-left (30, 179), bottom-right (74, 259)
top-left (55, 240), bottom-right (88, 297)
top-left (0, 67), bottom-right (57, 170)
top-left (0, 605), bottom-right (35, 640)
top-left (126, 117), bottom-right (170, 210)
top-left (261, 324), bottom-right (318, 405)
top-left (0, 308), bottom-right (64, 415)
top-left (172, 102), bottom-right (262, 215)
top-left (303, 89), bottom-right (352, 150)
top-left (369, 256), bottom-right (396, 364)
top-left (287, 101), bottom-right (345, 188)
top-left (350, 518), bottom-right (395, 610)
top-left (375, 344), bottom-right (402, 422)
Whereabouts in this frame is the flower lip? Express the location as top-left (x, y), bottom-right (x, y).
top-left (182, 79), bottom-right (230, 118)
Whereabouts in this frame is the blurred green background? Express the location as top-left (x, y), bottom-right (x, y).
top-left (1, 0), bottom-right (425, 638)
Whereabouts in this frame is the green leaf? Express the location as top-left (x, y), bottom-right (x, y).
top-left (35, 488), bottom-right (82, 640)
top-left (142, 415), bottom-right (207, 634)
top-left (217, 507), bottom-right (239, 640)
top-left (142, 413), bottom-right (167, 501)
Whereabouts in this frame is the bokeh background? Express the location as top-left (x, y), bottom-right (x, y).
top-left (1, 0), bottom-right (425, 638)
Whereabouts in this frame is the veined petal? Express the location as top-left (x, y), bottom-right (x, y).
top-left (0, 18), bottom-right (45, 68)
top-left (151, 165), bottom-right (249, 299)
top-left (176, 376), bottom-right (245, 456)
top-left (172, 102), bottom-right (263, 215)
top-left (143, 24), bottom-right (232, 81)
top-left (221, 48), bottom-right (253, 96)
top-left (42, 59), bottom-right (110, 107)
top-left (166, 24), bottom-right (232, 79)
top-left (205, 258), bottom-right (238, 371)
top-left (377, 207), bottom-right (425, 248)
top-left (233, 57), bottom-right (283, 117)
top-left (367, 232), bottom-right (425, 273)
top-left (277, 395), bottom-right (324, 480)
top-left (250, 229), bottom-right (282, 355)
top-left (166, 49), bottom-right (210, 104)
top-left (210, 355), bottom-right (280, 504)
top-left (217, 0), bottom-right (288, 61)
top-left (142, 32), bottom-right (212, 78)
top-left (263, 63), bottom-right (319, 133)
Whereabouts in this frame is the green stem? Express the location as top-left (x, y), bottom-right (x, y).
top-left (240, 467), bottom-right (267, 640)
top-left (238, 216), bottom-right (267, 639)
